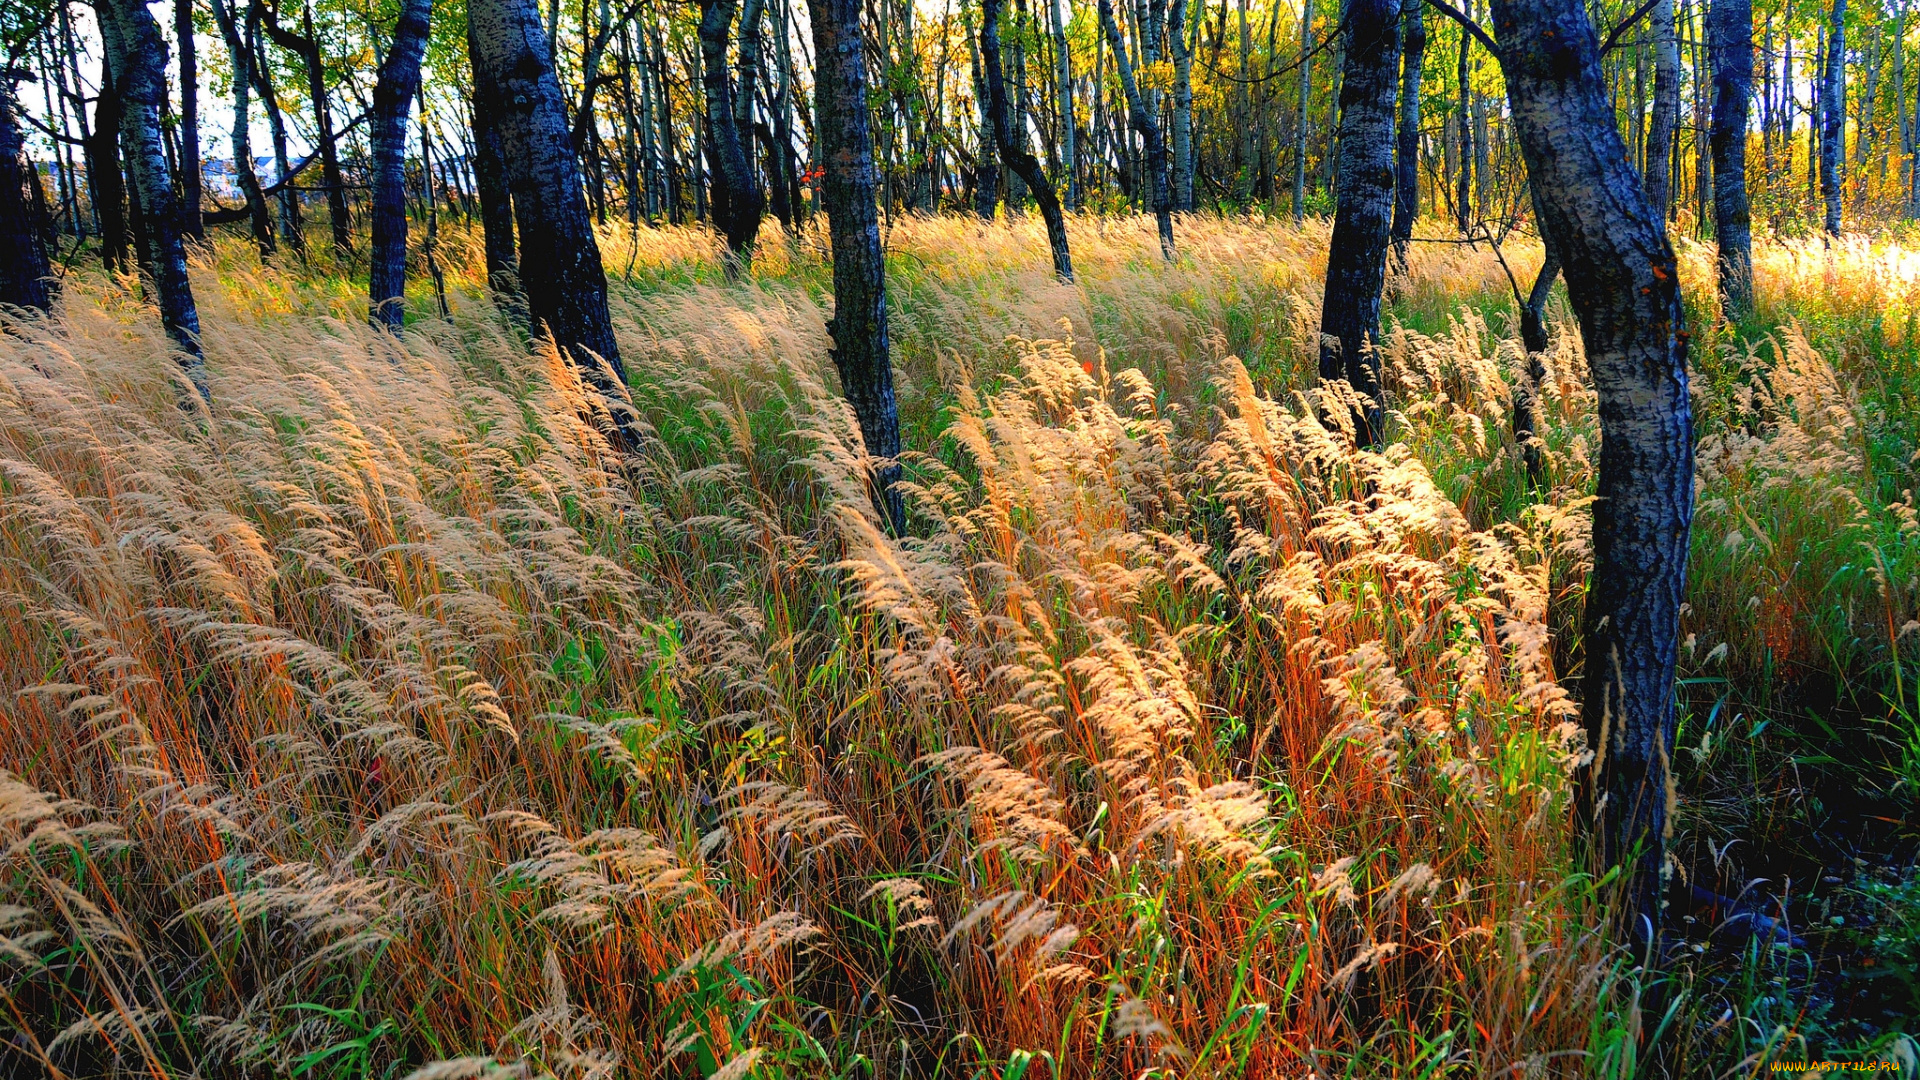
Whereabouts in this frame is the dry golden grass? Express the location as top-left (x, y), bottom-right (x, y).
top-left (0, 213), bottom-right (1911, 1078)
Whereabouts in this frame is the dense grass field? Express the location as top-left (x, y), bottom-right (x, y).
top-left (0, 214), bottom-right (1916, 1077)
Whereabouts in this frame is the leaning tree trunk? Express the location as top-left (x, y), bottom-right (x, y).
top-left (264, 4), bottom-right (352, 252)
top-left (368, 0), bottom-right (434, 331)
top-left (1644, 0), bottom-right (1680, 213)
top-left (806, 0), bottom-right (907, 533)
top-left (1709, 0), bottom-right (1754, 318)
top-left (1389, 0), bottom-right (1424, 269)
top-left (0, 84), bottom-right (53, 312)
top-left (982, 0), bottom-right (1075, 280)
top-left (1483, 0), bottom-right (1695, 945)
top-left (1821, 0), bottom-right (1847, 236)
top-left (97, 0), bottom-right (210, 402)
top-left (1098, 0), bottom-right (1175, 258)
top-left (1317, 0), bottom-right (1400, 447)
top-left (469, 0), bottom-right (640, 450)
top-left (700, 0), bottom-right (766, 267)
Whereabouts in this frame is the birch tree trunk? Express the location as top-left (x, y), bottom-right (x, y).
top-left (983, 0), bottom-right (1076, 278)
top-left (210, 0), bottom-right (274, 257)
top-left (368, 0), bottom-right (434, 331)
top-left (700, 0), bottom-right (767, 266)
top-left (1644, 0), bottom-right (1680, 214)
top-left (470, 0), bottom-right (639, 450)
top-left (1710, 0), bottom-right (1754, 316)
top-left (1317, 0), bottom-right (1400, 447)
top-left (264, 5), bottom-right (353, 253)
top-left (1389, 0), bottom-right (1423, 268)
top-left (468, 16), bottom-right (520, 302)
top-left (1483, 0), bottom-right (1695, 944)
top-left (1099, 0), bottom-right (1174, 256)
top-left (176, 0), bottom-right (202, 241)
top-left (1052, 0), bottom-right (1076, 210)
top-left (97, 0), bottom-right (210, 402)
top-left (1171, 0), bottom-right (1195, 211)
top-left (1822, 7), bottom-right (1844, 234)
top-left (1292, 0), bottom-right (1311, 221)
top-left (806, 0), bottom-right (906, 532)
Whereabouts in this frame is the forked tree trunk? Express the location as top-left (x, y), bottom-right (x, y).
top-left (700, 0), bottom-right (766, 267)
top-left (209, 0), bottom-right (274, 257)
top-left (264, 4), bottom-right (352, 252)
top-left (97, 0), bottom-right (210, 402)
top-left (806, 0), bottom-right (906, 533)
top-left (1709, 0), bottom-right (1754, 318)
top-left (1821, 0), bottom-right (1846, 236)
top-left (1483, 0), bottom-right (1695, 944)
top-left (368, 0), bottom-right (434, 330)
top-left (1644, 0), bottom-right (1680, 213)
top-left (982, 0), bottom-right (1074, 280)
top-left (1098, 0), bottom-right (1174, 257)
top-left (1389, 0), bottom-right (1424, 269)
top-left (1317, 0), bottom-right (1400, 447)
top-left (0, 84), bottom-right (53, 312)
top-left (469, 0), bottom-right (639, 450)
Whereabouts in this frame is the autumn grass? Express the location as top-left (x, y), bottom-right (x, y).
top-left (0, 211), bottom-right (1913, 1078)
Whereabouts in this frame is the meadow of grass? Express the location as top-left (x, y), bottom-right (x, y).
top-left (0, 212), bottom-right (1914, 1078)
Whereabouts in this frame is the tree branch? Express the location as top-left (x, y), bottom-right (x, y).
top-left (1599, 0), bottom-right (1663, 56)
top-left (1423, 0), bottom-right (1498, 54)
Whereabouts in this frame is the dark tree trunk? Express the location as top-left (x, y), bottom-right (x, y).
top-left (210, 0), bottom-right (274, 257)
top-left (264, 5), bottom-right (352, 253)
top-left (176, 0), bottom-right (202, 241)
top-left (469, 22), bottom-right (520, 302)
top-left (1821, 0), bottom-right (1846, 236)
top-left (1389, 0), bottom-right (1424, 268)
top-left (1098, 0), bottom-right (1175, 258)
top-left (1317, 0), bottom-right (1401, 447)
top-left (469, 0), bottom-right (639, 450)
top-left (0, 85), bottom-right (53, 312)
top-left (1171, 0), bottom-right (1195, 211)
top-left (97, 0), bottom-right (210, 402)
top-left (1482, 0), bottom-right (1695, 944)
top-left (368, 0), bottom-right (433, 331)
top-left (969, 10), bottom-right (1001, 221)
top-left (86, 60), bottom-right (130, 272)
top-left (249, 9), bottom-right (305, 256)
top-left (1644, 0), bottom-right (1680, 212)
top-left (1709, 0), bottom-right (1754, 317)
top-left (981, 0), bottom-right (1074, 280)
top-left (1513, 207), bottom-right (1559, 487)
top-left (699, 0), bottom-right (766, 266)
top-left (806, 0), bottom-right (906, 533)
top-left (1455, 9), bottom-right (1472, 233)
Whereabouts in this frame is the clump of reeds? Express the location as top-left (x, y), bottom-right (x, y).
top-left (5, 215), bottom-right (1885, 1078)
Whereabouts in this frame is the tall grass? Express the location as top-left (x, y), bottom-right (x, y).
top-left (0, 212), bottom-right (1912, 1077)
